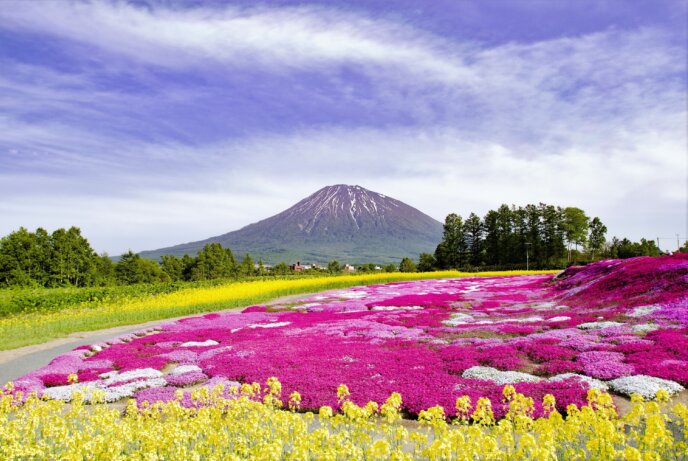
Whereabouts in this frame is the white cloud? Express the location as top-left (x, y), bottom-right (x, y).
top-left (0, 1), bottom-right (474, 83)
top-left (0, 2), bottom-right (685, 253)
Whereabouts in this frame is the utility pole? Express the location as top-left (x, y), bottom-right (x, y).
top-left (525, 242), bottom-right (532, 271)
top-left (678, 234), bottom-right (681, 251)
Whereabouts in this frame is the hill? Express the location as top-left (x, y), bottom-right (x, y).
top-left (138, 185), bottom-right (444, 264)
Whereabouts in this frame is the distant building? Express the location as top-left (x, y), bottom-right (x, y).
top-left (343, 264), bottom-right (356, 272)
top-left (290, 261), bottom-right (305, 272)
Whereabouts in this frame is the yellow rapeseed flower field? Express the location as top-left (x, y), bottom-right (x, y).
top-left (1, 379), bottom-right (686, 460)
top-left (0, 270), bottom-right (556, 350)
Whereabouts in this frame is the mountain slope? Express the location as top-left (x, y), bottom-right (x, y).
top-left (139, 185), bottom-right (444, 264)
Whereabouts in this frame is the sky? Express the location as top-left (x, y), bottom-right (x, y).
top-left (0, 0), bottom-right (686, 255)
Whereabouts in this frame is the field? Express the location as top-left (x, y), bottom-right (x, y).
top-left (3, 255), bottom-right (688, 459)
top-left (0, 270), bottom-right (551, 351)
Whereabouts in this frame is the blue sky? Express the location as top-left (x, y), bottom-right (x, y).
top-left (0, 0), bottom-right (686, 254)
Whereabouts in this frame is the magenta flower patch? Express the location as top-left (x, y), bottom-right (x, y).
top-left (12, 254), bottom-right (687, 416)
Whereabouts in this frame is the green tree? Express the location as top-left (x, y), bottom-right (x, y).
top-left (587, 217), bottom-right (607, 259)
top-left (441, 213), bottom-right (467, 268)
top-left (239, 254), bottom-right (255, 277)
top-left (417, 253), bottom-right (436, 272)
top-left (562, 207), bottom-right (589, 262)
top-left (399, 257), bottom-right (416, 273)
top-left (160, 255), bottom-right (184, 281)
top-left (256, 259), bottom-right (267, 276)
top-left (272, 262), bottom-right (289, 275)
top-left (115, 251), bottom-right (168, 284)
top-left (464, 213), bottom-right (484, 267)
top-left (539, 204), bottom-right (566, 265)
top-left (383, 263), bottom-right (397, 273)
top-left (49, 227), bottom-right (98, 287)
top-left (327, 260), bottom-right (342, 274)
top-left (679, 241), bottom-right (688, 253)
top-left (482, 210), bottom-right (500, 266)
top-left (191, 243), bottom-right (236, 280)
top-left (0, 227), bottom-right (38, 287)
top-left (93, 254), bottom-right (116, 286)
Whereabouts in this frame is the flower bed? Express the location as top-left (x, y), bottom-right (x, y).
top-left (11, 254), bottom-right (688, 417)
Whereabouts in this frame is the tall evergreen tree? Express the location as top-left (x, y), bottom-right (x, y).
top-left (191, 243), bottom-right (237, 280)
top-left (442, 213), bottom-right (467, 268)
top-left (464, 212), bottom-right (484, 267)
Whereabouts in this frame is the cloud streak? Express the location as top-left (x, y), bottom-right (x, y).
top-left (0, 1), bottom-right (685, 254)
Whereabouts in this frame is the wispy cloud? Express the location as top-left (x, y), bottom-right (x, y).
top-left (0, 1), bottom-right (685, 253)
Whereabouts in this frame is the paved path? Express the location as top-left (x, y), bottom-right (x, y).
top-left (0, 291), bottom-right (315, 385)
top-left (0, 325), bottom-right (161, 385)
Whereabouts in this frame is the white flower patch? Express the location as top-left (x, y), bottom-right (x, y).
top-left (42, 376), bottom-right (167, 403)
top-left (103, 378), bottom-right (167, 402)
top-left (371, 305), bottom-right (424, 311)
top-left (632, 323), bottom-right (660, 333)
top-left (101, 368), bottom-right (163, 386)
top-left (547, 316), bottom-right (571, 322)
top-left (443, 313), bottom-right (475, 326)
top-left (577, 321), bottom-right (624, 330)
top-left (169, 365), bottom-right (203, 376)
top-left (608, 375), bottom-right (685, 399)
top-left (505, 316), bottom-right (544, 323)
top-left (336, 291), bottom-right (368, 299)
top-left (299, 302), bottom-right (321, 309)
top-left (248, 321), bottom-right (291, 329)
top-left (43, 382), bottom-right (102, 402)
top-left (530, 302), bottom-right (557, 310)
top-left (548, 373), bottom-right (609, 391)
top-left (461, 366), bottom-right (542, 385)
top-left (181, 340), bottom-right (219, 347)
top-left (628, 305), bottom-right (662, 317)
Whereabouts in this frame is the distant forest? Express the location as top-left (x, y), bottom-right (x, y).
top-left (423, 203), bottom-right (671, 272)
top-left (0, 203), bottom-right (682, 288)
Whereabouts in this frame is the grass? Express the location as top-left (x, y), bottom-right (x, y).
top-left (0, 270), bottom-right (558, 351)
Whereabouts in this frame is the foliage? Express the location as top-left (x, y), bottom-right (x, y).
top-left (327, 260), bottom-right (342, 274)
top-left (0, 227), bottom-right (104, 288)
top-left (115, 251), bottom-right (169, 285)
top-left (416, 253), bottom-right (436, 272)
top-left (607, 237), bottom-right (660, 259)
top-left (398, 257), bottom-right (416, 272)
top-left (587, 217), bottom-right (607, 258)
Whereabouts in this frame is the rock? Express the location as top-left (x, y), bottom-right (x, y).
top-left (608, 375), bottom-right (685, 399)
top-left (461, 366), bottom-right (542, 385)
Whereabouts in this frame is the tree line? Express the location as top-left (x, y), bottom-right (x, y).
top-left (418, 203), bottom-right (665, 271)
top-left (0, 219), bottom-right (680, 288)
top-left (0, 227), bottom-right (398, 288)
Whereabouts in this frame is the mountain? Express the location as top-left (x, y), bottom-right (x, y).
top-left (138, 185), bottom-right (444, 264)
